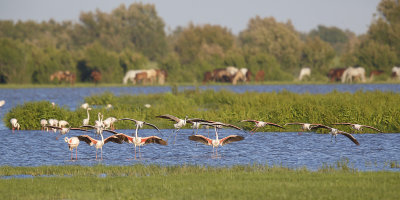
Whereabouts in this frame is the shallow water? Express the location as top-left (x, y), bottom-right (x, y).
top-left (0, 84), bottom-right (399, 170)
top-left (0, 128), bottom-right (399, 171)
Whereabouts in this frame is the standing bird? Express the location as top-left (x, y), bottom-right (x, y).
top-left (58, 120), bottom-right (69, 128)
top-left (0, 100), bottom-right (5, 107)
top-left (81, 103), bottom-right (89, 110)
top-left (10, 118), bottom-right (20, 133)
top-left (40, 119), bottom-right (48, 131)
top-left (64, 137), bottom-right (80, 160)
top-left (311, 124), bottom-right (360, 145)
top-left (48, 119), bottom-right (59, 133)
top-left (82, 107), bottom-right (92, 127)
top-left (332, 123), bottom-right (382, 133)
top-left (284, 122), bottom-right (320, 132)
top-left (156, 114), bottom-right (188, 144)
top-left (241, 119), bottom-right (284, 134)
top-left (188, 122), bottom-right (244, 157)
top-left (105, 129), bottom-right (167, 160)
top-left (77, 134), bottom-right (123, 160)
top-left (103, 117), bottom-right (117, 130)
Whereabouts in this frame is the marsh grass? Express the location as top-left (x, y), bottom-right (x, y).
top-left (4, 89), bottom-right (400, 132)
top-left (0, 164), bottom-right (399, 200)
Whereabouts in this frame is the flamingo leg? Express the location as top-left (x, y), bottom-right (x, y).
top-left (251, 127), bottom-right (259, 135)
top-left (172, 128), bottom-right (181, 144)
top-left (139, 145), bottom-right (142, 159)
top-left (101, 148), bottom-right (103, 160)
top-left (70, 150), bottom-right (73, 160)
top-left (96, 149), bottom-right (98, 160)
top-left (76, 148), bottom-right (78, 160)
top-left (134, 145), bottom-right (137, 160)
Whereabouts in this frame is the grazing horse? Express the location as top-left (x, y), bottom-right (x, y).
top-left (392, 66), bottom-right (400, 80)
top-left (328, 68), bottom-right (346, 82)
top-left (203, 71), bottom-right (213, 83)
top-left (255, 70), bottom-right (265, 82)
top-left (90, 70), bottom-right (102, 84)
top-left (135, 72), bottom-right (148, 84)
top-left (156, 69), bottom-right (167, 84)
top-left (369, 70), bottom-right (384, 81)
top-left (122, 70), bottom-right (144, 84)
top-left (231, 71), bottom-right (246, 85)
top-left (342, 67), bottom-right (366, 83)
top-left (50, 71), bottom-right (76, 85)
top-left (298, 68), bottom-right (311, 81)
top-left (213, 68), bottom-right (232, 82)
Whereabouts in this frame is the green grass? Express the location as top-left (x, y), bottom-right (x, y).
top-left (4, 89), bottom-right (400, 132)
top-left (0, 164), bottom-right (399, 200)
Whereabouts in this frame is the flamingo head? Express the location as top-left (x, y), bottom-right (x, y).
top-left (64, 137), bottom-right (69, 143)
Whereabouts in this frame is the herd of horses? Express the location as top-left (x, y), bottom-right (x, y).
top-left (48, 66), bottom-right (400, 85)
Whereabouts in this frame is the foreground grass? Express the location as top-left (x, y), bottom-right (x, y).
top-left (4, 89), bottom-right (400, 132)
top-left (0, 165), bottom-right (399, 200)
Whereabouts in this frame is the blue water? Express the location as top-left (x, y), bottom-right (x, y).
top-left (0, 84), bottom-right (399, 170)
top-left (0, 128), bottom-right (399, 171)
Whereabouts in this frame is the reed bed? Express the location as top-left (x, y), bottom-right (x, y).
top-left (0, 164), bottom-right (399, 200)
top-left (4, 89), bottom-right (400, 132)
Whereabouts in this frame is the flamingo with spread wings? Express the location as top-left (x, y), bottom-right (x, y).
top-left (77, 134), bottom-right (123, 160)
top-left (332, 123), bottom-right (382, 133)
top-left (188, 122), bottom-right (244, 157)
top-left (241, 119), bottom-right (284, 134)
top-left (311, 124), bottom-right (360, 145)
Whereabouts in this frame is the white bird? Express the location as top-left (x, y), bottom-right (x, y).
top-left (156, 114), bottom-right (188, 143)
top-left (58, 120), bottom-right (69, 128)
top-left (0, 100), bottom-right (5, 107)
top-left (81, 103), bottom-right (89, 109)
top-left (10, 118), bottom-right (20, 133)
top-left (332, 123), bottom-right (382, 133)
top-left (48, 119), bottom-right (59, 133)
top-left (106, 104), bottom-right (113, 109)
top-left (105, 128), bottom-right (167, 160)
top-left (77, 134), bottom-right (123, 160)
top-left (241, 119), bottom-right (284, 134)
top-left (64, 137), bottom-right (80, 160)
top-left (82, 107), bottom-right (92, 127)
top-left (40, 119), bottom-right (48, 131)
top-left (47, 125), bottom-right (88, 140)
top-left (51, 102), bottom-right (56, 107)
top-left (311, 124), bottom-right (360, 145)
top-left (284, 122), bottom-right (320, 131)
top-left (103, 117), bottom-right (117, 130)
top-left (188, 122), bottom-right (244, 157)
top-left (84, 113), bottom-right (105, 136)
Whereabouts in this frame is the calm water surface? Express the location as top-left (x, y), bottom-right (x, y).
top-left (0, 84), bottom-right (399, 170)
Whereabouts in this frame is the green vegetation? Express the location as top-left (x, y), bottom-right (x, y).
top-left (0, 0), bottom-right (399, 84)
top-left (4, 90), bottom-right (400, 133)
top-left (0, 164), bottom-right (399, 200)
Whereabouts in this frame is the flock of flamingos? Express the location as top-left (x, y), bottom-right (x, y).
top-left (8, 103), bottom-right (383, 160)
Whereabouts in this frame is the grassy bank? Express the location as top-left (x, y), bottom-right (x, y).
top-left (4, 89), bottom-right (400, 132)
top-left (0, 164), bottom-right (399, 199)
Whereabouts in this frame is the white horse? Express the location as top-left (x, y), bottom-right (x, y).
top-left (392, 66), bottom-right (400, 80)
top-left (341, 67), bottom-right (366, 83)
top-left (298, 68), bottom-right (311, 81)
top-left (123, 70), bottom-right (145, 84)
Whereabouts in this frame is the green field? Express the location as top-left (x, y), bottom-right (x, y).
top-left (5, 89), bottom-right (400, 133)
top-left (0, 164), bottom-right (399, 200)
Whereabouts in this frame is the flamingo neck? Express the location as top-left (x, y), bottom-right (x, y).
top-left (87, 109), bottom-right (90, 119)
top-left (135, 125), bottom-right (139, 138)
top-left (215, 127), bottom-right (219, 140)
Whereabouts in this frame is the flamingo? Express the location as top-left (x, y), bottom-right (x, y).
top-left (48, 119), bottom-right (59, 133)
top-left (284, 122), bottom-right (320, 132)
top-left (0, 100), bottom-right (5, 107)
top-left (311, 124), bottom-right (360, 145)
top-left (105, 129), bottom-right (167, 160)
top-left (103, 117), bottom-right (117, 130)
top-left (188, 122), bottom-right (244, 157)
top-left (10, 118), bottom-right (20, 133)
top-left (106, 104), bottom-right (113, 109)
top-left (58, 120), bottom-right (69, 128)
top-left (332, 123), bottom-right (382, 133)
top-left (241, 119), bottom-right (284, 134)
top-left (82, 107), bottom-right (92, 127)
top-left (64, 136), bottom-right (80, 160)
top-left (118, 118), bottom-right (161, 135)
top-left (40, 119), bottom-right (48, 131)
top-left (46, 125), bottom-right (88, 140)
top-left (77, 134), bottom-right (123, 160)
top-left (156, 114), bottom-right (188, 143)
top-left (81, 103), bottom-right (89, 109)
top-left (83, 113), bottom-right (105, 136)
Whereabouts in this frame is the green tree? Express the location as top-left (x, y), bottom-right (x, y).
top-left (0, 38), bottom-right (32, 83)
top-left (301, 37), bottom-right (335, 72)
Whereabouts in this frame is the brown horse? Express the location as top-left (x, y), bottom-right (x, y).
top-left (90, 70), bottom-right (101, 84)
top-left (135, 72), bottom-right (149, 84)
top-left (156, 69), bottom-right (167, 85)
top-left (50, 70), bottom-right (76, 85)
top-left (328, 68), bottom-right (346, 82)
top-left (369, 70), bottom-right (384, 81)
top-left (255, 70), bottom-right (265, 82)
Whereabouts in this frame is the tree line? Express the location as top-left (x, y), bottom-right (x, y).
top-left (0, 0), bottom-right (399, 84)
